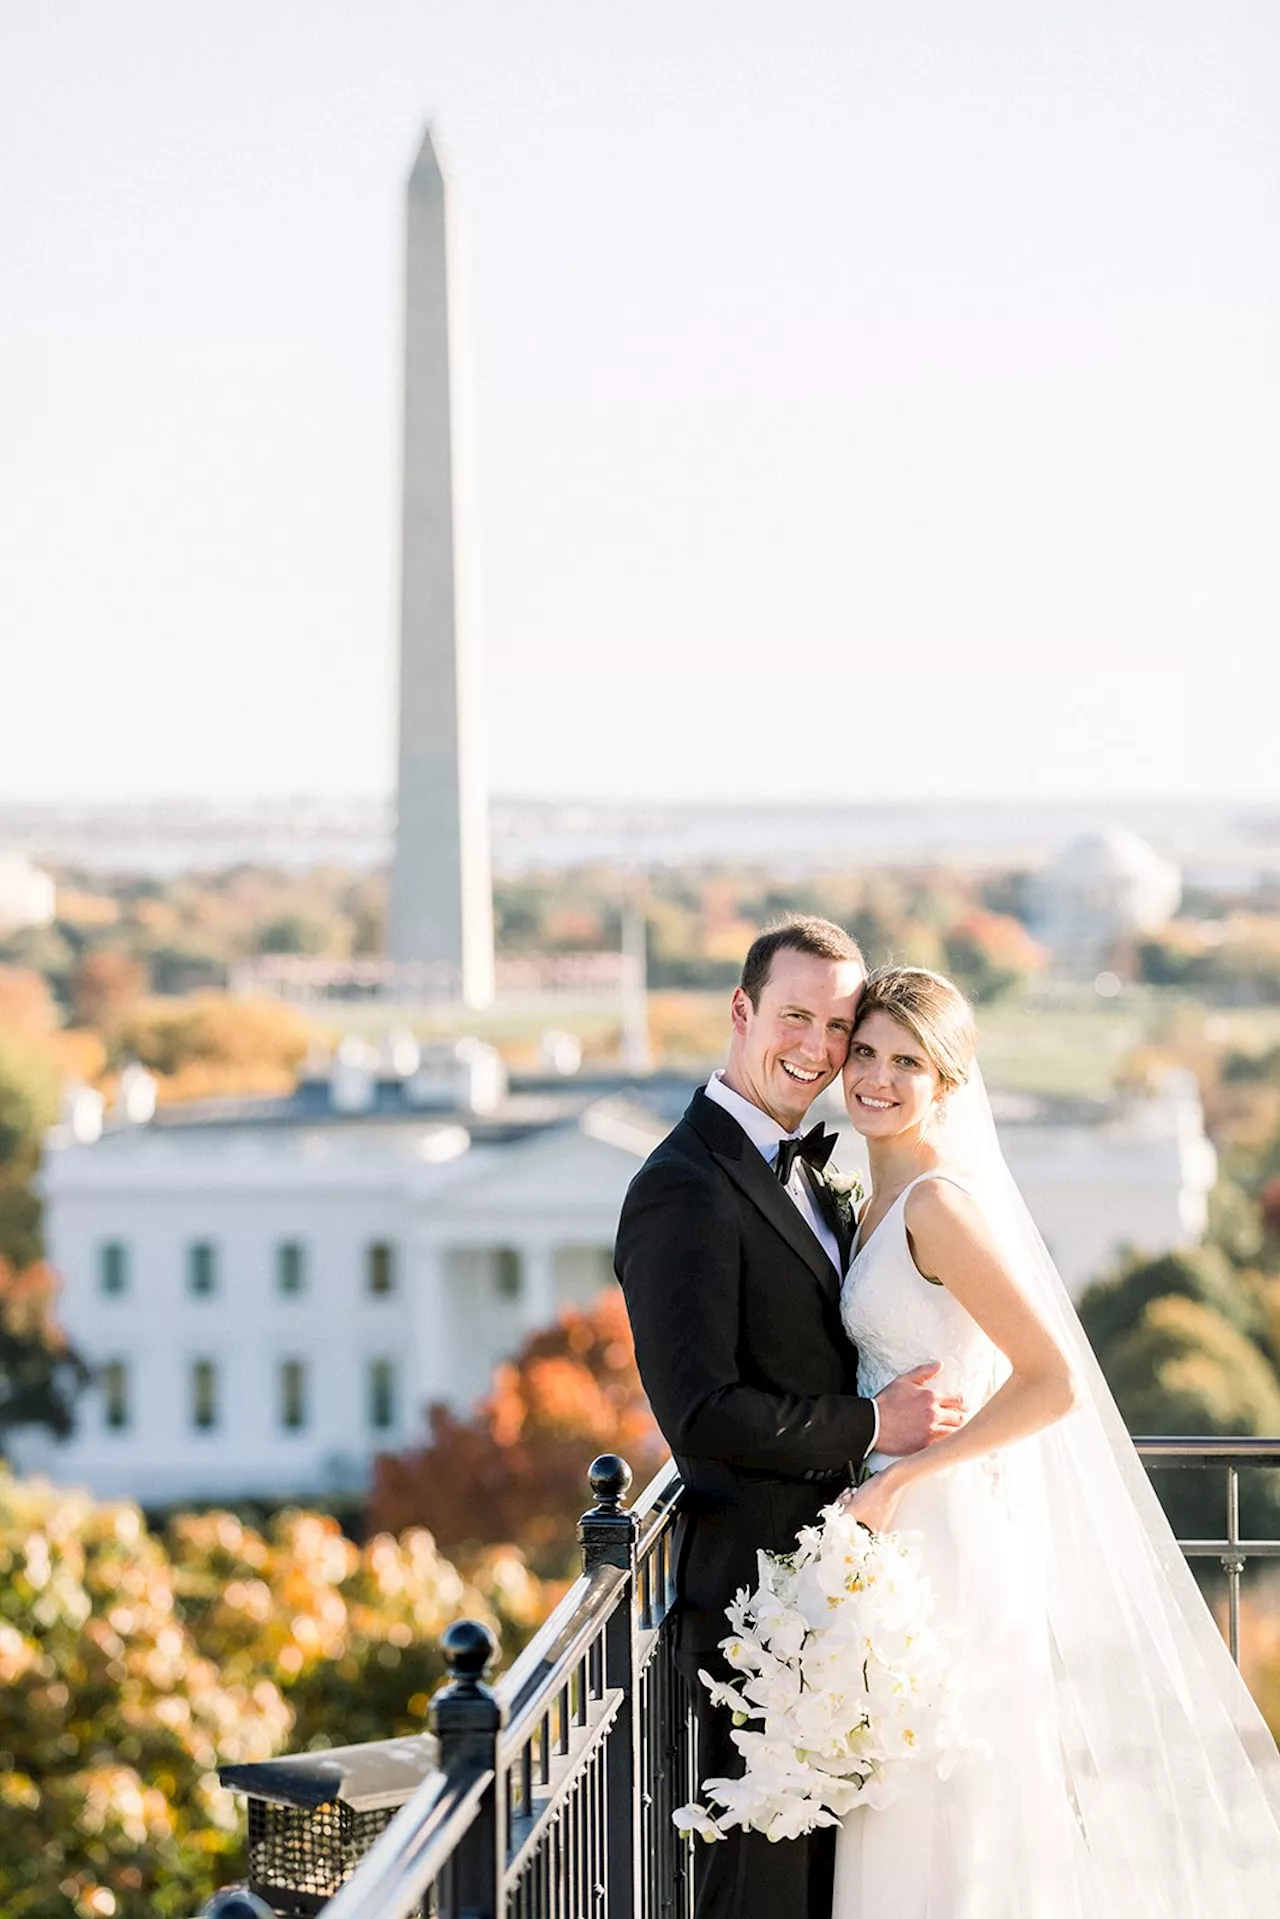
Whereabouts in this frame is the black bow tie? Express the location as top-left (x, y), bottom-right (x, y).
top-left (774, 1123), bottom-right (837, 1185)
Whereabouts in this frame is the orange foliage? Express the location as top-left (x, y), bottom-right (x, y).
top-left (71, 950), bottom-right (149, 1031)
top-left (44, 1028), bottom-right (108, 1085)
top-left (0, 968), bottom-right (107, 1094)
top-left (542, 907), bottom-right (605, 948)
top-left (0, 1256), bottom-right (74, 1350)
top-left (647, 990), bottom-right (726, 1063)
top-left (952, 909), bottom-right (1046, 972)
top-left (54, 889), bottom-right (120, 929)
top-left (369, 1291), bottom-right (666, 1574)
top-left (116, 994), bottom-right (310, 1104)
top-left (0, 966), bottom-right (59, 1044)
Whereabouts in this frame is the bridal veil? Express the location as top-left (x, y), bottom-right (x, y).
top-left (935, 1067), bottom-right (1280, 1906)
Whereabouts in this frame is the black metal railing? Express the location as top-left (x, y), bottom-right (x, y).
top-left (214, 1454), bottom-right (694, 1919)
top-left (210, 1439), bottom-right (1280, 1919)
top-left (1134, 1437), bottom-right (1280, 1663)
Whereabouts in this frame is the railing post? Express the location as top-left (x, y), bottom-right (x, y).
top-left (430, 1618), bottom-right (504, 1919)
top-left (579, 1453), bottom-right (639, 1919)
top-left (1223, 1465), bottom-right (1244, 1665)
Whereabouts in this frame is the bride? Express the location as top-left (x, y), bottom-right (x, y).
top-left (832, 965), bottom-right (1280, 1915)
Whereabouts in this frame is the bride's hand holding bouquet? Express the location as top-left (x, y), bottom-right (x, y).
top-left (836, 1465), bottom-right (911, 1535)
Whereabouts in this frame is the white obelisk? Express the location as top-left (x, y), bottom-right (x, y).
top-left (388, 127), bottom-right (494, 1008)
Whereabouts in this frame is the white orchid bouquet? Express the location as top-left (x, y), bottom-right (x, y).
top-left (674, 1504), bottom-right (969, 1844)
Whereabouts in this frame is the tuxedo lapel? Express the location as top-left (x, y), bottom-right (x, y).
top-left (686, 1090), bottom-right (842, 1302)
top-left (807, 1165), bottom-right (853, 1275)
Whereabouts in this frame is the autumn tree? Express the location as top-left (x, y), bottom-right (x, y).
top-left (166, 1508), bottom-right (545, 1753)
top-left (370, 1291), bottom-right (666, 1575)
top-left (0, 967), bottom-right (60, 1046)
top-left (1081, 1242), bottom-right (1280, 1540)
top-left (115, 995), bottom-right (310, 1103)
top-left (1078, 1245), bottom-right (1261, 1359)
top-left (0, 1259), bottom-right (89, 1448)
top-left (0, 999), bottom-right (89, 1448)
top-left (70, 951), bottom-right (149, 1035)
top-left (1102, 1294), bottom-right (1280, 1538)
top-left (0, 1475), bottom-right (289, 1919)
top-left (944, 909), bottom-right (1046, 1004)
top-left (0, 1477), bottom-right (549, 1919)
top-left (1105, 1295), bottom-right (1280, 1436)
top-left (0, 1035), bottom-right (58, 1269)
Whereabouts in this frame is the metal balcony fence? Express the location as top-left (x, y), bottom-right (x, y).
top-left (1134, 1437), bottom-right (1280, 1662)
top-left (214, 1454), bottom-right (693, 1919)
top-left (209, 1439), bottom-right (1280, 1919)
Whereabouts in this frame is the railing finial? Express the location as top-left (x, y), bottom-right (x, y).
top-left (429, 1617), bottom-right (504, 1915)
top-left (580, 1453), bottom-right (636, 1571)
top-left (438, 1616), bottom-right (498, 1688)
top-left (588, 1451), bottom-right (633, 1507)
top-left (202, 1890), bottom-right (277, 1918)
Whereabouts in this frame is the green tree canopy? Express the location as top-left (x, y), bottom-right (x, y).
top-left (1205, 1177), bottom-right (1266, 1269)
top-left (1106, 1295), bottom-right (1280, 1437)
top-left (1102, 1295), bottom-right (1280, 1539)
top-left (0, 1036), bottom-right (57, 1270)
top-left (1079, 1245), bottom-right (1260, 1360)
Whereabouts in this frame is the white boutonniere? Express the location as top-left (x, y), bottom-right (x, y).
top-left (823, 1165), bottom-right (864, 1232)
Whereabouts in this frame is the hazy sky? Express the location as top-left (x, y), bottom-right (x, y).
top-left (2, 1), bottom-right (1277, 805)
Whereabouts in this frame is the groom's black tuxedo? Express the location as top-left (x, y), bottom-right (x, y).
top-left (615, 1087), bottom-right (877, 1919)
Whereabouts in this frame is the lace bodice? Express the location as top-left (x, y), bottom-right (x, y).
top-left (840, 1171), bottom-right (1001, 1422)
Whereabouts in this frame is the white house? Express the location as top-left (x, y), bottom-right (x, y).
top-left (11, 1061), bottom-right (1216, 1507)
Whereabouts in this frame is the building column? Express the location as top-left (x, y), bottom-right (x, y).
top-left (405, 1236), bottom-right (449, 1425)
top-left (521, 1242), bottom-right (557, 1334)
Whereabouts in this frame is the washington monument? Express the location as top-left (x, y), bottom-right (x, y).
top-left (387, 127), bottom-right (494, 1008)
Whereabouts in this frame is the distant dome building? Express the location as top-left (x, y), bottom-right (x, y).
top-left (1032, 830), bottom-right (1182, 976)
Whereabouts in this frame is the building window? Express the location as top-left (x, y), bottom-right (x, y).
top-left (367, 1242), bottom-right (395, 1296)
top-left (368, 1358), bottom-right (396, 1432)
top-left (552, 1245), bottom-right (616, 1306)
top-left (100, 1242), bottom-right (128, 1296)
top-left (188, 1242), bottom-right (217, 1297)
top-left (191, 1358), bottom-right (218, 1430)
top-left (280, 1358), bottom-right (307, 1431)
top-left (102, 1359), bottom-right (129, 1430)
top-left (494, 1247), bottom-right (523, 1300)
top-left (277, 1241), bottom-right (306, 1296)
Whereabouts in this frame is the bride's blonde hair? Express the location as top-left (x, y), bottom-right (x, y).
top-left (853, 966), bottom-right (977, 1095)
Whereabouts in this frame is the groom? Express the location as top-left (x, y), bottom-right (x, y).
top-left (615, 917), bottom-right (961, 1919)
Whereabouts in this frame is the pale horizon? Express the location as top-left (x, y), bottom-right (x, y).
top-left (3, 1), bottom-right (1278, 808)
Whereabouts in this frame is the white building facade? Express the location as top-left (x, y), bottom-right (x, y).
top-left (12, 1068), bottom-right (1216, 1507)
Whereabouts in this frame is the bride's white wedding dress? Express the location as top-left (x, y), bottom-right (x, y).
top-left (834, 1148), bottom-right (1280, 1917)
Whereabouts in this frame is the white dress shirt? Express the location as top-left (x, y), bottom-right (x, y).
top-left (704, 1071), bottom-right (880, 1448)
top-left (704, 1071), bottom-right (843, 1271)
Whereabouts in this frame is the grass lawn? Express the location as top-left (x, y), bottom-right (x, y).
top-left (974, 999), bottom-right (1146, 1100)
top-left (310, 986), bottom-right (1278, 1101)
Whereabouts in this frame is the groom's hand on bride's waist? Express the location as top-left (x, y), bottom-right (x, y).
top-left (873, 1362), bottom-right (966, 1455)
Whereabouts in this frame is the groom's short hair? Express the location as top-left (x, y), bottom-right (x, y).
top-left (740, 917), bottom-right (865, 1009)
